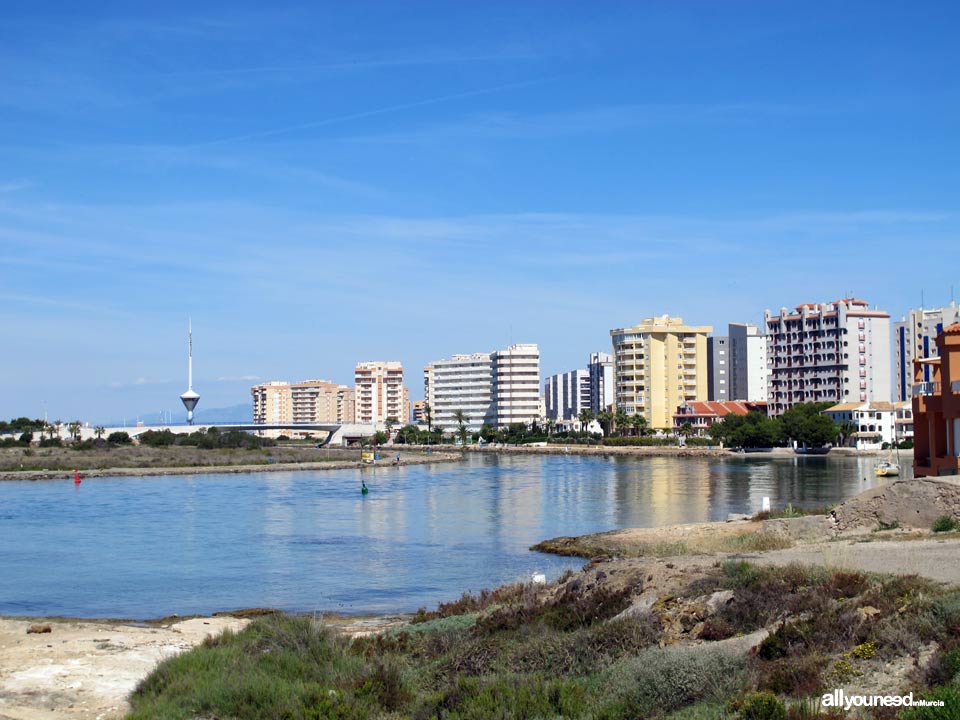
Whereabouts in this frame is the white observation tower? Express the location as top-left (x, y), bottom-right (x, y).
top-left (180, 320), bottom-right (200, 425)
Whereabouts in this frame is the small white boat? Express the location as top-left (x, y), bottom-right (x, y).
top-left (875, 461), bottom-right (901, 477)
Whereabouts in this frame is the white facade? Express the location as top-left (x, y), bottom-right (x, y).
top-left (544, 369), bottom-right (590, 421)
top-left (587, 351), bottom-right (614, 413)
top-left (491, 344), bottom-right (541, 427)
top-left (893, 302), bottom-right (960, 402)
top-left (423, 353), bottom-right (494, 431)
top-left (765, 298), bottom-right (891, 416)
top-left (824, 401), bottom-right (910, 449)
top-left (729, 323), bottom-right (768, 402)
top-left (425, 344), bottom-right (541, 431)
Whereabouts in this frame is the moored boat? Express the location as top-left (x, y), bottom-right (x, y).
top-left (875, 461), bottom-right (901, 476)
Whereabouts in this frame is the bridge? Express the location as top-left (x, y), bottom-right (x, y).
top-left (87, 422), bottom-right (378, 446)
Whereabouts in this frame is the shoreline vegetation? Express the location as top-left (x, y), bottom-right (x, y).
top-left (0, 446), bottom-right (461, 481)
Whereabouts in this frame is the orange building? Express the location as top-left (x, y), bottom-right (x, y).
top-left (913, 323), bottom-right (960, 477)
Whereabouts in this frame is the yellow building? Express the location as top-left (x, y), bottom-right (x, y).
top-left (251, 379), bottom-right (355, 425)
top-left (355, 361), bottom-right (409, 425)
top-left (610, 315), bottom-right (712, 430)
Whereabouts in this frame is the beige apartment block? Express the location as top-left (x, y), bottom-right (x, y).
top-left (251, 381), bottom-right (292, 424)
top-left (252, 379), bottom-right (355, 425)
top-left (610, 315), bottom-right (712, 430)
top-left (355, 361), bottom-right (407, 425)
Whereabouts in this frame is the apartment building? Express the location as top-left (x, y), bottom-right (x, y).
top-left (765, 298), bottom-right (891, 417)
top-left (355, 361), bottom-right (408, 425)
top-left (707, 336), bottom-right (729, 401)
top-left (424, 344), bottom-right (541, 431)
top-left (544, 369), bottom-right (590, 422)
top-left (824, 400), bottom-right (911, 449)
top-left (729, 323), bottom-right (768, 402)
top-left (894, 302), bottom-right (960, 402)
top-left (588, 351), bottom-right (615, 413)
top-left (610, 315), bottom-right (712, 431)
top-left (252, 379), bottom-right (355, 425)
top-left (251, 381), bottom-right (291, 424)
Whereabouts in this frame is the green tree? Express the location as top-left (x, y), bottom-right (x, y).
top-left (385, 417), bottom-right (397, 440)
top-left (453, 409), bottom-right (469, 446)
top-left (800, 414), bottom-right (839, 448)
top-left (577, 408), bottom-right (595, 435)
top-left (596, 409), bottom-right (613, 436)
top-left (630, 413), bottom-right (648, 437)
top-left (678, 421), bottom-right (694, 438)
top-left (780, 402), bottom-right (834, 444)
top-left (479, 424), bottom-right (496, 442)
top-left (94, 426), bottom-right (105, 440)
top-left (614, 408), bottom-right (629, 437)
top-left (423, 403), bottom-right (433, 434)
top-left (68, 421), bottom-right (82, 441)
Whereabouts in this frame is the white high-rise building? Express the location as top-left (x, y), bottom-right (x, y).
top-left (893, 302), bottom-right (960, 402)
top-left (424, 353), bottom-right (494, 431)
top-left (728, 323), bottom-right (768, 402)
top-left (587, 352), bottom-right (614, 413)
top-left (544, 369), bottom-right (590, 421)
top-left (765, 298), bottom-right (890, 416)
top-left (425, 344), bottom-right (540, 431)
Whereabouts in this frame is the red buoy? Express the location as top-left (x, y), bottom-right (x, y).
top-left (74, 469), bottom-right (81, 485)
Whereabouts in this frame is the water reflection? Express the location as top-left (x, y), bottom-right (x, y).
top-left (0, 453), bottom-right (903, 619)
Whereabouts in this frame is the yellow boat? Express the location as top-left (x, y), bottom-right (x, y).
top-left (875, 461), bottom-right (901, 476)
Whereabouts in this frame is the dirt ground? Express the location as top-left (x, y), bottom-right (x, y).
top-left (0, 616), bottom-right (249, 720)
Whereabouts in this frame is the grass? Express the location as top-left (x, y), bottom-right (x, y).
top-left (533, 531), bottom-right (792, 560)
top-left (0, 444), bottom-right (366, 473)
top-left (128, 563), bottom-right (960, 719)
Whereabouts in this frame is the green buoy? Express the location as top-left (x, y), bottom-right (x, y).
top-left (361, 481), bottom-right (369, 495)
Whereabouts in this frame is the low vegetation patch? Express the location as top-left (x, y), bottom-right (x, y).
top-left (129, 563), bottom-right (960, 719)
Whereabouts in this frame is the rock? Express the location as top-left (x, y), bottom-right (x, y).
top-left (27, 624), bottom-right (52, 634)
top-left (610, 591), bottom-right (659, 622)
top-left (727, 513), bottom-right (752, 522)
top-left (706, 590), bottom-right (735, 613)
top-left (832, 477), bottom-right (960, 532)
top-left (858, 605), bottom-right (882, 620)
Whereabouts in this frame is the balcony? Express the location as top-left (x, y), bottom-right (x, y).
top-left (912, 382), bottom-right (941, 397)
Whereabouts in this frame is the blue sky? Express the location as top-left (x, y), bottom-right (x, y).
top-left (2, 1), bottom-right (958, 423)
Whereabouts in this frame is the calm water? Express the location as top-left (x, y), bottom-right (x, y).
top-left (0, 453), bottom-right (905, 619)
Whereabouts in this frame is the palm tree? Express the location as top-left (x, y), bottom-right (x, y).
top-left (679, 421), bottom-right (694, 438)
top-left (631, 414), bottom-right (649, 437)
top-left (453, 409), bottom-right (469, 446)
top-left (614, 409), bottom-right (629, 437)
top-left (423, 403), bottom-right (433, 434)
top-left (94, 426), bottom-right (105, 440)
top-left (545, 418), bottom-right (556, 436)
top-left (578, 409), bottom-right (595, 435)
top-left (596, 409), bottom-right (613, 436)
top-left (385, 417), bottom-right (397, 441)
top-left (68, 421), bottom-right (81, 442)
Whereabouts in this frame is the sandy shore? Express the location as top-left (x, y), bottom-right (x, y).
top-left (0, 612), bottom-right (413, 720)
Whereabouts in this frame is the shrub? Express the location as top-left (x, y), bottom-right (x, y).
top-left (601, 646), bottom-right (748, 717)
top-left (758, 654), bottom-right (825, 697)
top-left (899, 685), bottom-right (960, 720)
top-left (933, 516), bottom-right (959, 533)
top-left (734, 691), bottom-right (786, 720)
top-left (107, 431), bottom-right (132, 444)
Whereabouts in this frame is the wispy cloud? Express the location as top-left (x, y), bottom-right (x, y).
top-left (191, 76), bottom-right (562, 146)
top-left (0, 180), bottom-right (33, 194)
top-left (337, 101), bottom-right (828, 144)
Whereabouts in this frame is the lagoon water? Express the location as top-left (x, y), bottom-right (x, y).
top-left (0, 453), bottom-right (905, 619)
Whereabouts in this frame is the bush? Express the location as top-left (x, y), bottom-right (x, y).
top-left (38, 437), bottom-right (62, 447)
top-left (600, 646), bottom-right (748, 717)
top-left (733, 691), bottom-right (786, 720)
top-left (933, 516), bottom-right (959, 533)
top-left (107, 431), bottom-right (132, 444)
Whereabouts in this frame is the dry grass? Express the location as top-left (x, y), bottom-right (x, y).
top-left (0, 445), bottom-right (362, 473)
